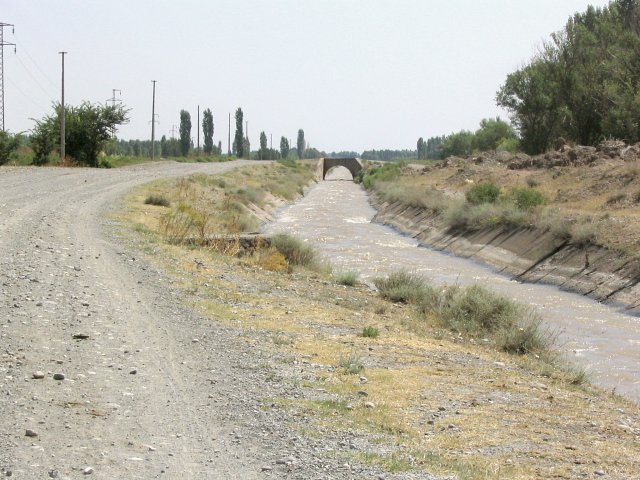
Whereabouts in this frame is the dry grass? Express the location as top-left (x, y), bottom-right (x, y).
top-left (378, 158), bottom-right (640, 256)
top-left (115, 185), bottom-right (640, 478)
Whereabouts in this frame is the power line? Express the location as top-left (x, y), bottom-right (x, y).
top-left (1, 22), bottom-right (16, 131)
top-left (12, 33), bottom-right (56, 88)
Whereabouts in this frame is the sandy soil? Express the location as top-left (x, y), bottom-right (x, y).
top-left (0, 162), bottom-right (411, 479)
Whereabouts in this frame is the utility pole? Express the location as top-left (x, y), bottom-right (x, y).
top-left (245, 120), bottom-right (248, 158)
top-left (151, 80), bottom-right (156, 160)
top-left (270, 133), bottom-right (273, 160)
top-left (0, 22), bottom-right (15, 132)
top-left (59, 51), bottom-right (67, 162)
top-left (197, 105), bottom-right (200, 153)
top-left (227, 112), bottom-right (230, 156)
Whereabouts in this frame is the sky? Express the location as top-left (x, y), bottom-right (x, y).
top-left (2, 0), bottom-right (613, 153)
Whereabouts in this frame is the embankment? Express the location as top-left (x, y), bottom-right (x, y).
top-left (371, 197), bottom-right (640, 314)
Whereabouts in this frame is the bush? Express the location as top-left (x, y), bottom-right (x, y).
top-left (0, 131), bottom-right (20, 165)
top-left (509, 188), bottom-right (545, 209)
top-left (361, 163), bottom-right (401, 189)
top-left (373, 271), bottom-right (433, 304)
top-left (336, 271), bottom-right (359, 286)
top-left (361, 326), bottom-right (380, 338)
top-left (418, 284), bottom-right (550, 355)
top-left (270, 233), bottom-right (318, 268)
top-left (465, 183), bottom-right (501, 205)
top-left (144, 194), bottom-right (170, 207)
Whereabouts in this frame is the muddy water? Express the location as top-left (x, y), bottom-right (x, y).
top-left (263, 168), bottom-right (640, 402)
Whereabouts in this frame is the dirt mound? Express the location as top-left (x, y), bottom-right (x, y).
top-left (434, 140), bottom-right (640, 171)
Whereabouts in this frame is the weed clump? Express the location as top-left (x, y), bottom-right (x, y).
top-left (336, 271), bottom-right (359, 286)
top-left (373, 270), bottom-right (434, 304)
top-left (465, 183), bottom-right (501, 205)
top-left (339, 352), bottom-right (364, 374)
top-left (144, 194), bottom-right (170, 207)
top-left (508, 187), bottom-right (546, 209)
top-left (270, 233), bottom-right (318, 268)
top-left (375, 271), bottom-right (551, 356)
top-left (361, 326), bottom-right (380, 338)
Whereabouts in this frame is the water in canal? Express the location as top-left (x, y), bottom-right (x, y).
top-left (263, 168), bottom-right (640, 402)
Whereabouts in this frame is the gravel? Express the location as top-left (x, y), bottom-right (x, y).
top-left (0, 163), bottom-right (446, 479)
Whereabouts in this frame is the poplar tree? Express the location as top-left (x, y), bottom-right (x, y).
top-left (179, 110), bottom-right (191, 156)
top-left (296, 129), bottom-right (305, 159)
top-left (280, 136), bottom-right (290, 159)
top-left (202, 108), bottom-right (214, 155)
top-left (233, 108), bottom-right (244, 157)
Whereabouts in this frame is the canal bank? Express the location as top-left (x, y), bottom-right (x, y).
top-left (370, 197), bottom-right (640, 315)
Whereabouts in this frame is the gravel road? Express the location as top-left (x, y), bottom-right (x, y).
top-left (0, 162), bottom-right (413, 480)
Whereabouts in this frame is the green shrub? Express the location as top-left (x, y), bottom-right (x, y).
top-left (373, 271), bottom-right (433, 304)
top-left (361, 326), bottom-right (380, 338)
top-left (0, 131), bottom-right (20, 166)
top-left (509, 188), bottom-right (545, 209)
top-left (270, 233), bottom-right (318, 267)
top-left (418, 284), bottom-right (550, 355)
top-left (361, 163), bottom-right (401, 189)
top-left (144, 194), bottom-right (170, 207)
top-left (336, 271), bottom-right (359, 286)
top-left (465, 183), bottom-right (501, 205)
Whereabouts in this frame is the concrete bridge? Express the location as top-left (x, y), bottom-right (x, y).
top-left (315, 157), bottom-right (363, 180)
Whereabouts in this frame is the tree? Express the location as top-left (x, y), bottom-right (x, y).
top-left (0, 131), bottom-right (20, 165)
top-left (417, 137), bottom-right (425, 159)
top-left (259, 131), bottom-right (268, 160)
top-left (280, 136), bottom-right (289, 159)
top-left (233, 108), bottom-right (244, 157)
top-left (202, 108), bottom-right (214, 155)
top-left (31, 101), bottom-right (129, 166)
top-left (473, 117), bottom-right (517, 151)
top-left (160, 135), bottom-right (168, 157)
top-left (441, 130), bottom-right (475, 158)
top-left (296, 129), bottom-right (305, 159)
top-left (179, 110), bottom-right (191, 156)
top-left (497, 0), bottom-right (640, 152)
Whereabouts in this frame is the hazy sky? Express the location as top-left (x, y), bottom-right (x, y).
top-left (2, 0), bottom-right (612, 152)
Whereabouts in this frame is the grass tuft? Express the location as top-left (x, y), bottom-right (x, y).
top-left (270, 233), bottom-right (318, 268)
top-left (373, 270), bottom-right (435, 304)
top-left (336, 271), bottom-right (359, 286)
top-left (361, 326), bottom-right (380, 338)
top-left (144, 194), bottom-right (170, 207)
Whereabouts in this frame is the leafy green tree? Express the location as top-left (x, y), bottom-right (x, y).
top-left (179, 110), bottom-right (191, 156)
top-left (474, 117), bottom-right (517, 151)
top-left (202, 108), bottom-right (214, 155)
top-left (441, 130), bottom-right (474, 157)
top-left (31, 101), bottom-right (129, 166)
top-left (233, 108), bottom-right (244, 157)
top-left (296, 129), bottom-right (305, 159)
top-left (497, 0), bottom-right (640, 152)
top-left (280, 136), bottom-right (289, 159)
top-left (0, 131), bottom-right (20, 165)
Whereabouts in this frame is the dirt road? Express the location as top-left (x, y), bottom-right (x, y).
top-left (0, 162), bottom-right (393, 479)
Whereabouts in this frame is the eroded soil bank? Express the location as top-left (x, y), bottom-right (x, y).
top-left (371, 198), bottom-right (640, 314)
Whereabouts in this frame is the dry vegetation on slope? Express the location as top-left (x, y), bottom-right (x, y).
top-left (116, 162), bottom-right (640, 479)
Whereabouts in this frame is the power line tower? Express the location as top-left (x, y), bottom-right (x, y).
top-left (0, 22), bottom-right (16, 132)
top-left (106, 88), bottom-right (121, 139)
top-left (170, 124), bottom-right (178, 139)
